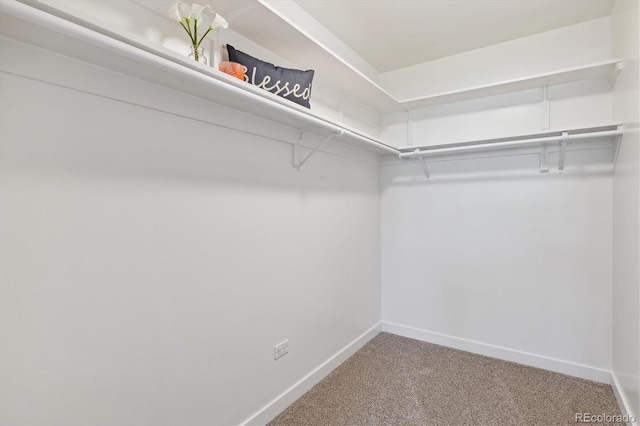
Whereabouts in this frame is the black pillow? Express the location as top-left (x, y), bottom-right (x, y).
top-left (227, 44), bottom-right (314, 109)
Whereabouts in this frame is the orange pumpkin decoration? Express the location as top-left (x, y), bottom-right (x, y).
top-left (218, 61), bottom-right (245, 80)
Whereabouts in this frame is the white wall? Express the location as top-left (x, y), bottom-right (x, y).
top-left (380, 150), bottom-right (614, 382)
top-left (0, 40), bottom-right (381, 425)
top-left (380, 84), bottom-right (614, 149)
top-left (377, 11), bottom-right (625, 390)
top-left (611, 0), bottom-right (640, 421)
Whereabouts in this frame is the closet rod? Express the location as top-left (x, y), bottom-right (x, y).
top-left (347, 130), bottom-right (400, 154)
top-left (399, 128), bottom-right (623, 159)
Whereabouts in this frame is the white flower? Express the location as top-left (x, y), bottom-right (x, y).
top-left (168, 1), bottom-right (191, 23)
top-left (169, 1), bottom-right (228, 48)
top-left (210, 13), bottom-right (228, 30)
top-left (168, 1), bottom-right (182, 22)
top-left (190, 4), bottom-right (214, 24)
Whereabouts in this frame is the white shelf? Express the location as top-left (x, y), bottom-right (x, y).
top-left (133, 0), bottom-right (405, 115)
top-left (188, 1), bottom-right (622, 113)
top-left (0, 0), bottom-right (399, 155)
top-left (398, 60), bottom-right (622, 110)
top-left (187, 1), bottom-right (622, 113)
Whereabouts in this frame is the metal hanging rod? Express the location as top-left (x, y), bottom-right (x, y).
top-left (398, 128), bottom-right (623, 159)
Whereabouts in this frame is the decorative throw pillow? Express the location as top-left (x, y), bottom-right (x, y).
top-left (227, 44), bottom-right (314, 109)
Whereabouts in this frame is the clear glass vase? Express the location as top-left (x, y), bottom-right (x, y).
top-left (188, 45), bottom-right (207, 65)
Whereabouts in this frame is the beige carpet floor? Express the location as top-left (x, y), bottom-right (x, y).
top-left (268, 333), bottom-right (624, 426)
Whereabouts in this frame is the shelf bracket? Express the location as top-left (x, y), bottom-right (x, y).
top-left (613, 125), bottom-right (624, 171)
top-left (415, 150), bottom-right (430, 179)
top-left (558, 131), bottom-right (568, 172)
top-left (293, 131), bottom-right (302, 169)
top-left (541, 84), bottom-right (550, 130)
top-left (407, 110), bottom-right (414, 146)
top-left (608, 62), bottom-right (624, 87)
top-left (294, 130), bottom-right (343, 170)
top-left (540, 143), bottom-right (549, 173)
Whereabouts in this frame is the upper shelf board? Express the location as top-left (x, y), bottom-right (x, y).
top-left (200, 0), bottom-right (622, 112)
top-left (131, 0), bottom-right (405, 114)
top-left (398, 60), bottom-right (623, 110)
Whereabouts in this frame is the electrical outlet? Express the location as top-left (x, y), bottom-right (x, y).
top-left (274, 339), bottom-right (289, 360)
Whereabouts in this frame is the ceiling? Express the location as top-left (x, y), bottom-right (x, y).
top-left (293, 0), bottom-right (616, 73)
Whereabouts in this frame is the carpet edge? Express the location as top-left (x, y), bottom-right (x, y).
top-left (240, 321), bottom-right (383, 426)
top-left (381, 321), bottom-right (611, 383)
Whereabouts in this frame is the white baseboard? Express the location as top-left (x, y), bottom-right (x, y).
top-left (611, 371), bottom-right (639, 426)
top-left (241, 322), bottom-right (382, 426)
top-left (381, 321), bottom-right (611, 384)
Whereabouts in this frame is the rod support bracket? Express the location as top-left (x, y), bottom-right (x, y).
top-left (294, 130), bottom-right (343, 170)
top-left (540, 143), bottom-right (549, 173)
top-left (558, 131), bottom-right (568, 172)
top-left (415, 149), bottom-right (430, 179)
top-left (613, 125), bottom-right (624, 169)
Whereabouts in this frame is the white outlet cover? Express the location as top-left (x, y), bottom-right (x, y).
top-left (274, 339), bottom-right (289, 360)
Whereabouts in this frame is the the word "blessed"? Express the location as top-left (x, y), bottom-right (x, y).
top-left (246, 67), bottom-right (311, 100)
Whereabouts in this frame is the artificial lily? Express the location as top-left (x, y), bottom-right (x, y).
top-left (168, 1), bottom-right (228, 63)
top-left (168, 1), bottom-right (192, 24)
top-left (190, 3), bottom-right (211, 25)
top-left (195, 13), bottom-right (228, 46)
